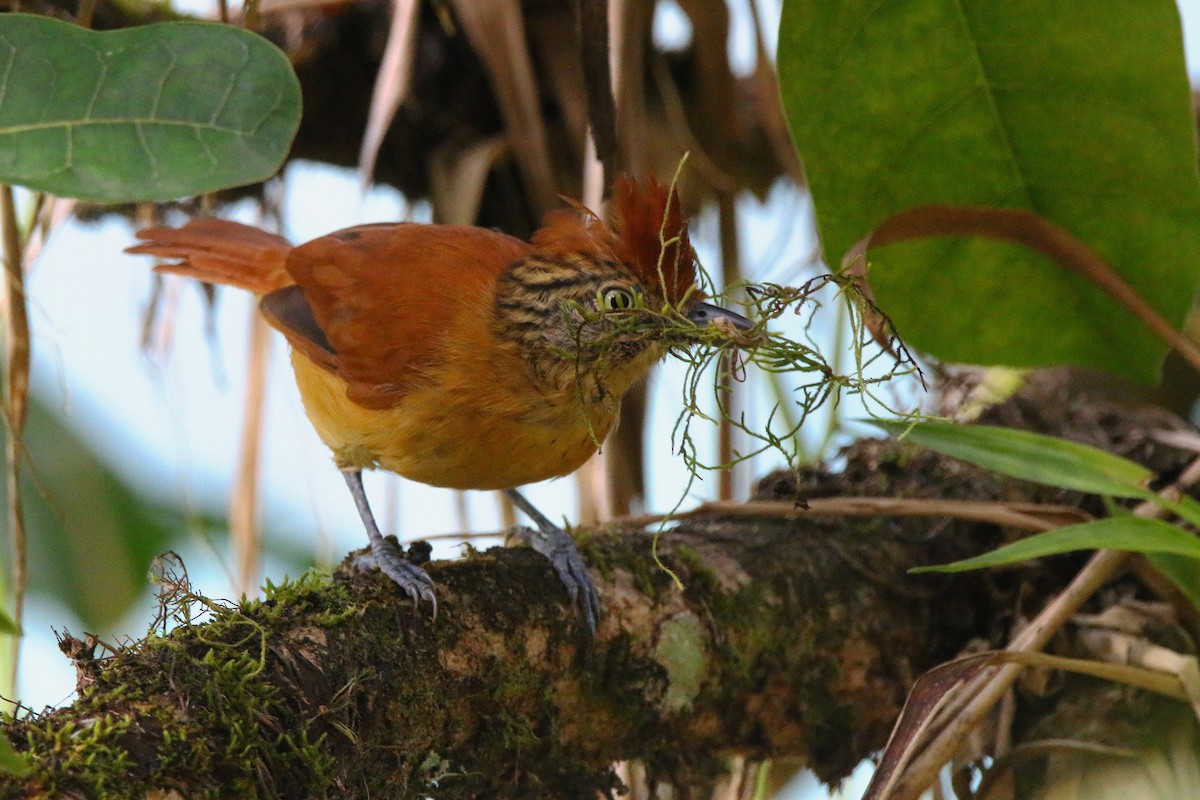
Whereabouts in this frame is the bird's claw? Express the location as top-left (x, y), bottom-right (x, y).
top-left (513, 524), bottom-right (600, 633)
top-left (353, 537), bottom-right (438, 616)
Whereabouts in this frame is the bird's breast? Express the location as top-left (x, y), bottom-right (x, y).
top-left (289, 349), bottom-right (617, 489)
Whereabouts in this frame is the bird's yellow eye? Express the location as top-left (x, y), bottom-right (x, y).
top-left (602, 287), bottom-right (636, 312)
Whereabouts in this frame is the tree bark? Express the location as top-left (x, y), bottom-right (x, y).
top-left (0, 479), bottom-right (999, 799)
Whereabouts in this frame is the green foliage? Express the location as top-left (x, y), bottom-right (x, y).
top-left (778, 1), bottom-right (1200, 382)
top-left (0, 733), bottom-right (31, 777)
top-left (5, 398), bottom-right (178, 629)
top-left (886, 420), bottom-right (1200, 608)
top-left (876, 418), bottom-right (1200, 523)
top-left (911, 516), bottom-right (1200, 573)
top-left (0, 608), bottom-right (19, 636)
top-left (673, 278), bottom-right (918, 476)
top-left (1142, 553), bottom-right (1200, 612)
top-left (872, 419), bottom-right (1157, 500)
top-left (3, 398), bottom-right (314, 630)
top-left (14, 575), bottom-right (335, 797)
top-left (0, 14), bottom-right (300, 201)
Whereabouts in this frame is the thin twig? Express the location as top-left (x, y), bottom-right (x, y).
top-left (76, 0), bottom-right (98, 28)
top-left (576, 0), bottom-right (617, 190)
top-left (717, 191), bottom-right (740, 501)
top-left (618, 497), bottom-right (1091, 533)
top-left (418, 496), bottom-right (1091, 543)
top-left (848, 206), bottom-right (1200, 377)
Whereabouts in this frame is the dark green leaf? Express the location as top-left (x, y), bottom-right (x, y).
top-left (0, 15), bottom-right (300, 200)
top-left (778, 1), bottom-right (1200, 381)
top-left (8, 398), bottom-right (181, 628)
top-left (912, 517), bottom-right (1198, 573)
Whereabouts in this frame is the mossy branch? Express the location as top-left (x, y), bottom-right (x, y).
top-left (0, 494), bottom-right (997, 799)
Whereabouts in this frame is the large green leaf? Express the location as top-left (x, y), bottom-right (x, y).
top-left (778, 1), bottom-right (1200, 382)
top-left (0, 15), bottom-right (301, 201)
top-left (6, 398), bottom-right (180, 628)
top-left (1, 396), bottom-right (316, 629)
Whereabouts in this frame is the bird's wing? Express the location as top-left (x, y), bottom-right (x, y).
top-left (276, 223), bottom-right (530, 410)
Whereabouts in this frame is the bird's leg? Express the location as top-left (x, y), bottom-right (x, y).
top-left (343, 470), bottom-right (437, 614)
top-left (504, 488), bottom-right (600, 632)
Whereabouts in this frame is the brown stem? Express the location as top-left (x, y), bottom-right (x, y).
top-left (0, 185), bottom-right (29, 680)
top-left (847, 206), bottom-right (1200, 375)
top-left (231, 310), bottom-right (271, 596)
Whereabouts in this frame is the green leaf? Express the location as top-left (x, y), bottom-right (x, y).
top-left (5, 398), bottom-right (180, 628)
top-left (778, 1), bottom-right (1200, 382)
top-left (1144, 552), bottom-right (1200, 612)
top-left (0, 734), bottom-right (30, 777)
top-left (874, 419), bottom-right (1155, 499)
top-left (911, 517), bottom-right (1199, 573)
top-left (0, 14), bottom-right (300, 201)
top-left (2, 394), bottom-right (319, 628)
top-left (0, 608), bottom-right (19, 636)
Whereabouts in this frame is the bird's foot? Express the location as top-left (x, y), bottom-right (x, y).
top-left (351, 536), bottom-right (438, 615)
top-left (512, 524), bottom-right (599, 633)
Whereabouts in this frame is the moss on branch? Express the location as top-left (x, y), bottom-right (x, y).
top-left (0, 495), bottom-right (994, 799)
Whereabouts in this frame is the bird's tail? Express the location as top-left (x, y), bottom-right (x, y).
top-left (127, 218), bottom-right (294, 295)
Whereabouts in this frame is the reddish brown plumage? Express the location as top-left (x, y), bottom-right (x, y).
top-left (127, 218), bottom-right (292, 295)
top-left (127, 173), bottom-right (701, 484)
top-left (529, 201), bottom-right (616, 265)
top-left (526, 175), bottom-right (697, 308)
top-left (286, 224), bottom-right (530, 409)
top-left (610, 174), bottom-right (698, 306)
top-left (127, 175), bottom-right (726, 626)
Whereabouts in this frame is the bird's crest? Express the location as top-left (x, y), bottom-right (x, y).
top-left (530, 175), bottom-right (698, 306)
top-left (609, 174), bottom-right (697, 306)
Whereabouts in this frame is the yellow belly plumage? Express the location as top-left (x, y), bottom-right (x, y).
top-left (290, 350), bottom-right (616, 490)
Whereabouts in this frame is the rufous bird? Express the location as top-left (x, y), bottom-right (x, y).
top-left (128, 175), bottom-right (751, 631)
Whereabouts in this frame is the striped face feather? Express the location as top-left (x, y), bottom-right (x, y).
top-left (492, 252), bottom-right (652, 388)
top-left (491, 174), bottom-right (698, 397)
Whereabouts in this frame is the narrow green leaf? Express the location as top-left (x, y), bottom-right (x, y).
top-left (0, 15), bottom-right (301, 201)
top-left (1156, 495), bottom-right (1200, 530)
top-left (778, 1), bottom-right (1200, 382)
top-left (911, 517), bottom-right (1197, 573)
top-left (1144, 552), bottom-right (1200, 612)
top-left (874, 419), bottom-right (1154, 499)
top-left (0, 608), bottom-right (19, 636)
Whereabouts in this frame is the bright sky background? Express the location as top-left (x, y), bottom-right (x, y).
top-left (12, 3), bottom-right (1200, 796)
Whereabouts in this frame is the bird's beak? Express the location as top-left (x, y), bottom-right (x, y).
top-left (687, 299), bottom-right (753, 331)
